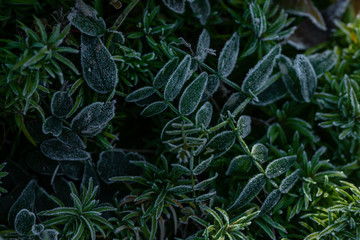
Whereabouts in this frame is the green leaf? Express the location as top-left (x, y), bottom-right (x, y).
top-left (162, 0), bottom-right (185, 13)
top-left (193, 155), bottom-right (214, 175)
top-left (278, 55), bottom-right (303, 101)
top-left (226, 155), bottom-right (252, 175)
top-left (40, 139), bottom-right (90, 161)
top-left (39, 229), bottom-right (59, 240)
top-left (251, 143), bottom-right (268, 163)
top-left (81, 34), bottom-right (118, 94)
top-left (168, 185), bottom-right (193, 193)
top-left (218, 32), bottom-right (240, 77)
top-left (51, 91), bottom-right (74, 118)
top-left (126, 87), bottom-right (155, 103)
top-left (308, 50), bottom-right (338, 77)
top-left (294, 54), bottom-right (317, 102)
top-left (179, 72), bottom-right (208, 115)
top-left (249, 2), bottom-right (267, 37)
top-left (42, 116), bottom-right (63, 137)
top-left (164, 55), bottom-right (192, 101)
top-left (237, 115), bottom-right (251, 138)
top-left (57, 127), bottom-right (86, 149)
top-left (204, 131), bottom-right (236, 158)
top-left (279, 169), bottom-right (301, 194)
top-left (259, 189), bottom-right (281, 215)
top-left (194, 173), bottom-right (218, 190)
top-left (71, 101), bottom-right (116, 137)
top-left (8, 180), bottom-right (37, 225)
top-left (171, 164), bottom-right (191, 176)
top-left (229, 174), bottom-right (266, 210)
top-left (195, 101), bottom-right (213, 128)
top-left (97, 149), bottom-right (143, 183)
top-left (201, 74), bottom-right (220, 100)
top-left (190, 0), bottom-right (211, 25)
top-left (153, 57), bottom-right (179, 89)
top-left (67, 0), bottom-right (106, 36)
top-left (14, 209), bottom-right (36, 235)
top-left (31, 224), bottom-right (44, 235)
top-left (265, 155), bottom-right (297, 178)
top-left (196, 29), bottom-right (211, 61)
top-left (242, 45), bottom-right (281, 94)
top-left (141, 101), bottom-right (168, 117)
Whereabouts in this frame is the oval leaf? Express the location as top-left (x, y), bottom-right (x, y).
top-left (229, 173), bottom-right (266, 210)
top-left (195, 101), bottom-right (213, 128)
top-left (294, 54), bottom-right (317, 102)
top-left (251, 143), bottom-right (268, 163)
top-left (141, 101), bottom-right (168, 117)
top-left (259, 189), bottom-right (281, 215)
top-left (51, 91), bottom-right (74, 118)
top-left (226, 155), bottom-right (252, 175)
top-left (279, 169), bottom-right (301, 194)
top-left (265, 155), bottom-right (297, 178)
top-left (81, 34), bottom-right (118, 94)
top-left (179, 72), bottom-right (208, 115)
top-left (204, 131), bottom-right (235, 158)
top-left (153, 57), bottom-right (179, 89)
top-left (164, 55), bottom-right (192, 101)
top-left (126, 87), bottom-right (155, 103)
top-left (196, 29), bottom-right (211, 61)
top-left (241, 45), bottom-right (281, 94)
top-left (218, 32), bottom-right (240, 77)
top-left (42, 116), bottom-right (63, 137)
top-left (237, 115), bottom-right (251, 138)
top-left (71, 101), bottom-right (116, 137)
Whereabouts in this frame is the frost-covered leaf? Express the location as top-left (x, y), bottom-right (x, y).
top-left (229, 174), bottom-right (266, 210)
top-left (15, 209), bottom-right (35, 235)
top-left (8, 180), bottom-right (37, 224)
top-left (141, 101), bottom-right (168, 117)
top-left (226, 155), bottom-right (252, 175)
top-left (218, 32), bottom-right (240, 77)
top-left (82, 160), bottom-right (100, 187)
top-left (153, 57), bottom-right (179, 89)
top-left (126, 87), bottom-right (155, 103)
top-left (279, 169), bottom-right (301, 193)
top-left (41, 139), bottom-right (90, 161)
top-left (308, 50), bottom-right (337, 77)
top-left (201, 74), bottom-right (220, 100)
top-left (221, 92), bottom-right (248, 115)
top-left (179, 72), bottom-right (208, 115)
top-left (51, 91), bottom-right (73, 118)
top-left (265, 155), bottom-right (297, 178)
top-left (251, 143), bottom-right (268, 163)
top-left (71, 101), bottom-right (116, 137)
top-left (97, 149), bottom-right (143, 183)
top-left (162, 0), bottom-right (185, 13)
top-left (57, 127), bottom-right (85, 149)
top-left (259, 189), bottom-right (281, 215)
top-left (195, 101), bottom-right (213, 128)
top-left (294, 54), bottom-right (317, 102)
top-left (39, 229), bottom-right (59, 240)
top-left (280, 0), bottom-right (326, 31)
top-left (67, 0), bottom-right (106, 36)
top-left (42, 116), bottom-right (63, 137)
top-left (249, 2), bottom-right (267, 37)
top-left (190, 0), bottom-right (211, 25)
top-left (81, 34), bottom-right (118, 94)
top-left (242, 45), bottom-right (281, 94)
top-left (164, 55), bottom-right (192, 101)
top-left (278, 55), bottom-right (303, 101)
top-left (237, 115), bottom-right (251, 138)
top-left (254, 77), bottom-right (288, 106)
top-left (204, 131), bottom-right (235, 158)
top-left (196, 29), bottom-right (211, 62)
top-left (193, 155), bottom-right (213, 175)
top-left (32, 224), bottom-right (44, 235)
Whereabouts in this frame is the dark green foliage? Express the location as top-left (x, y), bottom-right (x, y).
top-left (1, 0), bottom-right (360, 239)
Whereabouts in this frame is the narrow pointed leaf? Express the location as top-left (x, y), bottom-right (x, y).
top-left (294, 54), bottom-right (317, 102)
top-left (259, 189), bottom-right (281, 215)
top-left (141, 101), bottom-right (168, 117)
top-left (195, 101), bottom-right (213, 128)
top-left (153, 57), bottom-right (179, 89)
top-left (218, 32), bottom-right (240, 77)
top-left (279, 169), bottom-right (301, 193)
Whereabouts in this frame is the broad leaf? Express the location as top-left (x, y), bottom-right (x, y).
top-left (141, 101), bottom-right (168, 117)
top-left (195, 101), bottom-right (213, 128)
top-left (81, 34), bottom-right (118, 94)
top-left (229, 173), bottom-right (266, 210)
top-left (41, 139), bottom-right (90, 161)
top-left (51, 91), bottom-right (73, 118)
top-left (42, 116), bottom-right (63, 137)
top-left (15, 209), bottom-right (35, 235)
top-left (242, 45), bottom-right (281, 94)
top-left (251, 143), bottom-right (268, 163)
top-left (164, 55), bottom-right (192, 101)
top-left (71, 101), bottom-right (116, 137)
top-left (265, 155), bottom-right (297, 178)
top-left (67, 0), bottom-right (106, 36)
top-left (179, 72), bottom-right (208, 115)
top-left (153, 57), bottom-right (179, 89)
top-left (218, 32), bottom-right (240, 77)
top-left (204, 131), bottom-right (235, 158)
top-left (294, 54), bottom-right (317, 102)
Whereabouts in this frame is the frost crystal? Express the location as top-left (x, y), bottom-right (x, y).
top-left (179, 72), bottom-right (208, 115)
top-left (81, 34), bottom-right (118, 94)
top-left (218, 32), bottom-right (240, 78)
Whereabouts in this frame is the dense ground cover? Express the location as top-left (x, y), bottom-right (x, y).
top-left (1, 0), bottom-right (360, 239)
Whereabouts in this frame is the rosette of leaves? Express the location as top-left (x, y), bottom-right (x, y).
top-left (39, 179), bottom-right (115, 240)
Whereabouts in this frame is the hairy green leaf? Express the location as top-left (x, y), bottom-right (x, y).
top-left (294, 54), bottom-right (317, 102)
top-left (265, 155), bottom-right (297, 178)
top-left (279, 169), bottom-right (301, 194)
top-left (259, 189), bottom-right (281, 215)
top-left (51, 91), bottom-right (74, 118)
top-left (218, 32), bottom-right (240, 77)
top-left (153, 57), bottom-right (179, 89)
top-left (141, 101), bottom-right (168, 117)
